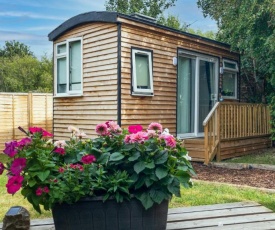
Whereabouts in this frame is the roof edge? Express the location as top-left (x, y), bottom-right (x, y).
top-left (48, 11), bottom-right (118, 41)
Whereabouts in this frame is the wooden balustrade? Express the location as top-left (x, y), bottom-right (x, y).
top-left (203, 102), bottom-right (270, 164)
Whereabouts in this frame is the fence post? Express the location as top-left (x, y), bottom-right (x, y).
top-left (28, 92), bottom-right (33, 128)
top-left (12, 95), bottom-right (15, 140)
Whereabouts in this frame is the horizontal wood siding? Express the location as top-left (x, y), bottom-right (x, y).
top-left (53, 23), bottom-right (118, 139)
top-left (119, 18), bottom-right (239, 134)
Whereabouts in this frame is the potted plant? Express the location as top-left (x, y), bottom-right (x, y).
top-left (0, 121), bottom-right (195, 230)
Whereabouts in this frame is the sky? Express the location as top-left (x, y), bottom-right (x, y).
top-left (0, 0), bottom-right (217, 59)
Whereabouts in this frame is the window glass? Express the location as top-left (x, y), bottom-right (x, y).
top-left (224, 61), bottom-right (237, 70)
top-left (57, 44), bottom-right (66, 54)
top-left (222, 72), bottom-right (236, 97)
top-left (69, 40), bottom-right (81, 91)
top-left (57, 57), bottom-right (67, 93)
top-left (135, 53), bottom-right (150, 89)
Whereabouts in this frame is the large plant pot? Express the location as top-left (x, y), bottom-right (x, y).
top-left (52, 197), bottom-right (169, 230)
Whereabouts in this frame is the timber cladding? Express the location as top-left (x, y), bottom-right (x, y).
top-left (53, 23), bottom-right (119, 140)
top-left (0, 93), bottom-right (52, 151)
top-left (118, 17), bottom-right (238, 134)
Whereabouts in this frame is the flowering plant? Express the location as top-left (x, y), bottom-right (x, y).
top-left (0, 122), bottom-right (195, 213)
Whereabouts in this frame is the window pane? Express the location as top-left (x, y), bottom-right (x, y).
top-left (224, 61), bottom-right (237, 70)
top-left (69, 40), bottom-right (81, 91)
top-left (222, 72), bottom-right (236, 97)
top-left (135, 53), bottom-right (150, 89)
top-left (177, 56), bottom-right (196, 134)
top-left (57, 57), bottom-right (67, 93)
top-left (57, 44), bottom-right (66, 54)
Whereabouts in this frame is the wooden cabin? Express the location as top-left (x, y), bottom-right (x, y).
top-left (48, 11), bottom-right (271, 164)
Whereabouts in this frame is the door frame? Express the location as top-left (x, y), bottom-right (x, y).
top-left (176, 49), bottom-right (219, 139)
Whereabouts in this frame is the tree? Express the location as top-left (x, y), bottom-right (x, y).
top-left (197, 0), bottom-right (275, 103)
top-left (105, 0), bottom-right (177, 19)
top-left (0, 40), bottom-right (34, 58)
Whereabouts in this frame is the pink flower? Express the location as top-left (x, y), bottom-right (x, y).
top-left (76, 132), bottom-right (87, 139)
top-left (29, 127), bottom-right (53, 137)
top-left (108, 121), bottom-right (122, 134)
top-left (6, 175), bottom-right (24, 194)
top-left (95, 123), bottom-right (108, 136)
top-left (58, 167), bottom-right (65, 173)
top-left (124, 135), bottom-right (131, 144)
top-left (70, 164), bottom-right (84, 171)
top-left (3, 141), bottom-right (18, 157)
top-left (54, 140), bottom-right (67, 148)
top-left (105, 120), bottom-right (113, 128)
top-left (36, 187), bottom-right (43, 196)
top-left (17, 137), bottom-right (32, 149)
top-left (43, 186), bottom-right (50, 193)
top-left (148, 122), bottom-right (163, 133)
top-left (163, 135), bottom-right (176, 148)
top-left (81, 155), bottom-right (96, 164)
top-left (147, 130), bottom-right (158, 138)
top-left (54, 148), bottom-right (66, 155)
top-left (128, 125), bottom-right (143, 134)
top-left (0, 162), bottom-right (5, 175)
top-left (129, 132), bottom-right (148, 144)
top-left (10, 158), bottom-right (27, 175)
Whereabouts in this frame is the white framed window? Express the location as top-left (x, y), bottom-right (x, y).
top-left (55, 37), bottom-right (83, 96)
top-left (222, 59), bottom-right (238, 99)
top-left (131, 48), bottom-right (153, 96)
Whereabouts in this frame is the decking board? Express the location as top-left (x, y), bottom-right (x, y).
top-left (1, 202), bottom-right (274, 229)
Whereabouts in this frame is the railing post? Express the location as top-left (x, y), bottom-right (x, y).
top-left (204, 125), bottom-right (209, 164)
top-left (216, 106), bottom-right (221, 162)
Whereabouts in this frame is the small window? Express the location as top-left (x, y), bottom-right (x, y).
top-left (222, 59), bottom-right (238, 99)
top-left (132, 48), bottom-right (153, 96)
top-left (55, 38), bottom-right (82, 96)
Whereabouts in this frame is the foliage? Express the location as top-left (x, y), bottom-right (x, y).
top-left (105, 0), bottom-right (177, 19)
top-left (0, 122), bottom-right (194, 213)
top-left (197, 0), bottom-right (275, 103)
top-left (0, 40), bottom-right (34, 58)
top-left (0, 54), bottom-right (53, 93)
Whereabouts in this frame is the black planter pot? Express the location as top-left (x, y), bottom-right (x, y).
top-left (52, 197), bottom-right (169, 230)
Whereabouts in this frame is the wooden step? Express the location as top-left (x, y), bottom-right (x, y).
top-left (182, 138), bottom-right (205, 162)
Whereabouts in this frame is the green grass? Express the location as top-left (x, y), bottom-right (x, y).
top-left (0, 154), bottom-right (9, 164)
top-left (224, 148), bottom-right (275, 165)
top-left (1, 179), bottom-right (274, 221)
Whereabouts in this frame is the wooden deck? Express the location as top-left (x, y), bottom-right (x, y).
top-left (1, 202), bottom-right (275, 229)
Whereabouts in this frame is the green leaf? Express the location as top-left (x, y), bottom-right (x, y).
top-left (145, 161), bottom-right (155, 169)
top-left (155, 167), bottom-right (168, 180)
top-left (154, 151), bottom-right (168, 164)
top-left (97, 152), bottom-right (110, 164)
top-left (135, 177), bottom-right (146, 189)
top-left (128, 151), bottom-right (140, 161)
top-left (36, 170), bottom-right (50, 181)
top-left (168, 177), bottom-right (180, 197)
top-left (149, 189), bottom-right (166, 204)
top-left (135, 193), bottom-right (154, 210)
top-left (121, 144), bottom-right (135, 151)
top-left (177, 165), bottom-right (188, 171)
top-left (145, 177), bottom-right (154, 187)
top-left (134, 161), bottom-right (146, 174)
top-left (109, 152), bottom-right (124, 161)
top-left (28, 179), bottom-right (37, 187)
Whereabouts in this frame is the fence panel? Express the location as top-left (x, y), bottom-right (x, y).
top-left (0, 93), bottom-right (53, 151)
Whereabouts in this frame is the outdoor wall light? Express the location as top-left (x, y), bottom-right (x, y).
top-left (2, 206), bottom-right (30, 230)
top-left (172, 57), bottom-right (177, 66)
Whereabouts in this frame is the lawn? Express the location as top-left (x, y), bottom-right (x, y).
top-left (224, 148), bottom-right (275, 165)
top-left (1, 178), bottom-right (275, 222)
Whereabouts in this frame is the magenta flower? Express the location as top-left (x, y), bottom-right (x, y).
top-left (58, 167), bottom-right (65, 173)
top-left (70, 164), bottom-right (84, 171)
top-left (3, 140), bottom-right (18, 157)
top-left (42, 130), bottom-right (53, 137)
top-left (0, 162), bottom-right (5, 175)
top-left (29, 127), bottom-right (53, 137)
top-left (95, 123), bottom-right (108, 136)
top-left (17, 137), bottom-right (32, 149)
top-left (10, 158), bottom-right (27, 175)
top-left (43, 186), bottom-right (50, 193)
top-left (81, 155), bottom-right (96, 164)
top-left (128, 125), bottom-right (143, 134)
top-left (124, 135), bottom-right (131, 144)
top-left (6, 175), bottom-right (24, 194)
top-left (148, 122), bottom-right (163, 133)
top-left (54, 148), bottom-right (66, 155)
top-left (36, 187), bottom-right (43, 196)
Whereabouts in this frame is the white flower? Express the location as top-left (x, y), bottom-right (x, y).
top-left (76, 132), bottom-right (87, 139)
top-left (162, 128), bottom-right (170, 135)
top-left (54, 140), bottom-right (67, 148)
top-left (68, 126), bottom-right (80, 133)
top-left (183, 152), bottom-right (192, 161)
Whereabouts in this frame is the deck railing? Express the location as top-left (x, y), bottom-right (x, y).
top-left (203, 102), bottom-right (270, 164)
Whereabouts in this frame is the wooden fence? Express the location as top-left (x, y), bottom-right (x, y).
top-left (0, 93), bottom-right (53, 151)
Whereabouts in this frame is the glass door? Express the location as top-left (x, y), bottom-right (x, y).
top-left (177, 51), bottom-right (218, 138)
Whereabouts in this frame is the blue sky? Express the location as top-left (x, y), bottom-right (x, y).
top-left (0, 0), bottom-right (217, 58)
